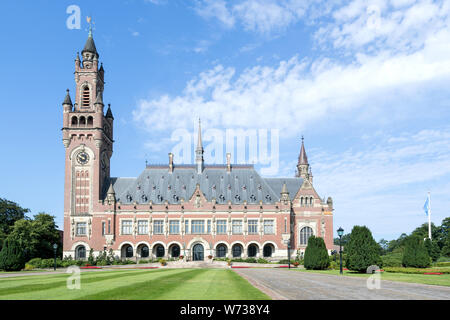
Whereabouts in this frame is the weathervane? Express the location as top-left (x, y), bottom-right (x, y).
top-left (86, 16), bottom-right (95, 35)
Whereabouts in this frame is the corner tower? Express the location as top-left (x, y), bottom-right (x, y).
top-left (62, 28), bottom-right (114, 219)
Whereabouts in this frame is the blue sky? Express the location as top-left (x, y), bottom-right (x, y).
top-left (1, 0), bottom-right (449, 241)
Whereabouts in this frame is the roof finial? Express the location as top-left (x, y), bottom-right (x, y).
top-left (195, 117), bottom-right (204, 174)
top-left (87, 16), bottom-right (93, 37)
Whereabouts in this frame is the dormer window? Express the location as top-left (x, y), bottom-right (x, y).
top-left (82, 86), bottom-right (90, 108)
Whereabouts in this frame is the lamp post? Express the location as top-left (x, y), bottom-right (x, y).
top-left (52, 243), bottom-right (58, 271)
top-left (337, 227), bottom-right (344, 275)
top-left (284, 239), bottom-right (291, 269)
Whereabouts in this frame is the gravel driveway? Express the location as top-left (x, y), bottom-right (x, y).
top-left (234, 268), bottom-right (450, 300)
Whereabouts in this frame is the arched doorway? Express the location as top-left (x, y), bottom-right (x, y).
top-left (170, 244), bottom-right (180, 258)
top-left (193, 244), bottom-right (204, 261)
top-left (137, 244), bottom-right (149, 258)
top-left (247, 244), bottom-right (258, 258)
top-left (263, 244), bottom-right (273, 257)
top-left (232, 244), bottom-right (243, 258)
top-left (121, 244), bottom-right (133, 258)
top-left (75, 245), bottom-right (86, 260)
top-left (154, 244), bottom-right (165, 258)
top-left (216, 244), bottom-right (227, 258)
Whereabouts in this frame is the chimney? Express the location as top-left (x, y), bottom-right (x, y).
top-left (226, 153), bottom-right (231, 172)
top-left (168, 153), bottom-right (173, 173)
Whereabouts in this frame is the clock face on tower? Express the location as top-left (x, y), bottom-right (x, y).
top-left (76, 152), bottom-right (90, 165)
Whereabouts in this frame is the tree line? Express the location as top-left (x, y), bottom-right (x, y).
top-left (0, 198), bottom-right (62, 271)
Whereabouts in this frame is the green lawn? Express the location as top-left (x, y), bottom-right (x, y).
top-left (0, 268), bottom-right (270, 300)
top-left (294, 269), bottom-right (450, 287)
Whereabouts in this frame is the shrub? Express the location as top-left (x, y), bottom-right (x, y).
top-left (304, 236), bottom-right (330, 270)
top-left (328, 261), bottom-right (338, 270)
top-left (96, 260), bottom-right (108, 266)
top-left (27, 258), bottom-right (43, 269)
top-left (138, 259), bottom-right (149, 264)
top-left (434, 261), bottom-right (450, 267)
top-left (278, 259), bottom-right (290, 264)
top-left (245, 258), bottom-right (257, 263)
top-left (87, 249), bottom-right (96, 266)
top-left (345, 226), bottom-right (382, 273)
top-left (24, 263), bottom-right (34, 271)
top-left (381, 250), bottom-right (403, 267)
top-left (257, 258), bottom-right (269, 264)
top-left (384, 267), bottom-right (450, 274)
top-left (0, 238), bottom-right (27, 271)
top-left (402, 236), bottom-right (431, 268)
top-left (158, 258), bottom-right (166, 266)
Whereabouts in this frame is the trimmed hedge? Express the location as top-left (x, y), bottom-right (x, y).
top-left (0, 238), bottom-right (27, 271)
top-left (304, 236), bottom-right (329, 270)
top-left (345, 226), bottom-right (382, 273)
top-left (402, 236), bottom-right (431, 268)
top-left (384, 267), bottom-right (450, 274)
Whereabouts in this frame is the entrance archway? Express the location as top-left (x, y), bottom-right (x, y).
top-left (193, 244), bottom-right (204, 261)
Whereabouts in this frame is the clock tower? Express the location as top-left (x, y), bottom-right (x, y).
top-left (62, 27), bottom-right (114, 223)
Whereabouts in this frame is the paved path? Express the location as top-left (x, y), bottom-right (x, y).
top-left (234, 269), bottom-right (450, 300)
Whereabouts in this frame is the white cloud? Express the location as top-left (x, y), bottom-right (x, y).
top-left (194, 0), bottom-right (308, 35)
top-left (195, 0), bottom-right (235, 28)
top-left (133, 22), bottom-right (450, 137)
top-left (311, 127), bottom-right (450, 239)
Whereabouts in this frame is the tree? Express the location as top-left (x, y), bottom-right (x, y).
top-left (7, 213), bottom-right (61, 260)
top-left (31, 213), bottom-right (62, 258)
top-left (424, 238), bottom-right (440, 262)
top-left (411, 222), bottom-right (444, 249)
top-left (387, 233), bottom-right (408, 253)
top-left (378, 239), bottom-right (389, 255)
top-left (402, 235), bottom-right (431, 268)
top-left (345, 226), bottom-right (382, 273)
top-left (441, 237), bottom-right (450, 258)
top-left (0, 238), bottom-right (27, 271)
top-left (304, 236), bottom-right (329, 270)
top-left (0, 198), bottom-right (29, 239)
top-left (333, 233), bottom-right (350, 246)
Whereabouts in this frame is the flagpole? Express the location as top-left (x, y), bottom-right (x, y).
top-left (428, 191), bottom-right (432, 240)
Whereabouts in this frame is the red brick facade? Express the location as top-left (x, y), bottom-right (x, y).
top-left (62, 32), bottom-right (334, 261)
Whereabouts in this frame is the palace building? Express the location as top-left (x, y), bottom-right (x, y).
top-left (62, 30), bottom-right (334, 261)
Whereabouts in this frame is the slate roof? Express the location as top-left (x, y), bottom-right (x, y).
top-left (105, 166), bottom-right (303, 205)
top-left (82, 32), bottom-right (99, 58)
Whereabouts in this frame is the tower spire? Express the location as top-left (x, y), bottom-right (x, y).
top-left (298, 136), bottom-right (308, 165)
top-left (195, 118), bottom-right (204, 174)
top-left (296, 136), bottom-right (311, 182)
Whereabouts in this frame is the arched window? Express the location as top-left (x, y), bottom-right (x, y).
top-left (232, 244), bottom-right (242, 258)
top-left (82, 86), bottom-right (90, 108)
top-left (87, 116), bottom-right (93, 127)
top-left (79, 116), bottom-right (86, 126)
top-left (300, 197), bottom-right (303, 206)
top-left (216, 244), bottom-right (227, 258)
top-left (300, 226), bottom-right (313, 245)
top-left (310, 197), bottom-right (313, 207)
top-left (71, 116), bottom-right (78, 126)
top-left (75, 245), bottom-right (86, 260)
